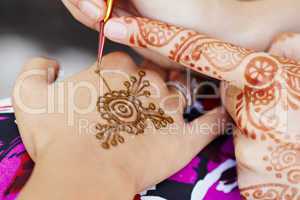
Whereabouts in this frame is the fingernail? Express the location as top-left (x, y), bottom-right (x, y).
top-left (78, 1), bottom-right (100, 20)
top-left (46, 61), bottom-right (59, 83)
top-left (104, 20), bottom-right (128, 40)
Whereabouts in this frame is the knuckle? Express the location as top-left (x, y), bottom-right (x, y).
top-left (23, 57), bottom-right (58, 71)
top-left (101, 52), bottom-right (136, 71)
top-left (24, 57), bottom-right (48, 67)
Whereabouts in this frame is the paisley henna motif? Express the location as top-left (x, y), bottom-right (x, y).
top-left (124, 17), bottom-right (252, 80)
top-left (241, 183), bottom-right (300, 200)
top-left (96, 71), bottom-right (174, 149)
top-left (124, 17), bottom-right (183, 48)
top-left (235, 83), bottom-right (282, 140)
top-left (263, 143), bottom-right (300, 184)
top-left (170, 38), bottom-right (252, 75)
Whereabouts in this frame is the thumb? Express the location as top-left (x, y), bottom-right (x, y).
top-left (269, 32), bottom-right (300, 61)
top-left (183, 107), bottom-right (230, 154)
top-left (13, 57), bottom-right (60, 112)
top-left (12, 57), bottom-right (60, 161)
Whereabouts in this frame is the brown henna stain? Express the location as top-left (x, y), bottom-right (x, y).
top-left (96, 71), bottom-right (174, 149)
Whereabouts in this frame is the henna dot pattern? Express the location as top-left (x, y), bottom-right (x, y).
top-left (263, 143), bottom-right (300, 184)
top-left (96, 71), bottom-right (174, 149)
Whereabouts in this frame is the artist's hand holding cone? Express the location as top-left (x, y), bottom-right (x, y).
top-left (62, 0), bottom-right (299, 53)
top-left (63, 0), bottom-right (300, 72)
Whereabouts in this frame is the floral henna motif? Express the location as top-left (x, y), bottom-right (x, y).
top-left (236, 55), bottom-right (300, 142)
top-left (241, 184), bottom-right (300, 200)
top-left (263, 143), bottom-right (300, 184)
top-left (245, 56), bottom-right (279, 87)
top-left (96, 71), bottom-right (174, 149)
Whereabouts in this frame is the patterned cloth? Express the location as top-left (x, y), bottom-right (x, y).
top-left (0, 98), bottom-right (241, 200)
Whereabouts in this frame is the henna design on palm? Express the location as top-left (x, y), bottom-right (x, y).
top-left (96, 71), bottom-right (174, 149)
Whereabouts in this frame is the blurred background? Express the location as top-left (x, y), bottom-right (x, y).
top-left (0, 0), bottom-right (137, 99)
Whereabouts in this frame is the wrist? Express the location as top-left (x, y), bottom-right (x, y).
top-left (18, 149), bottom-right (136, 200)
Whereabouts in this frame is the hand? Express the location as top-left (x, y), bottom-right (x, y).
top-left (103, 17), bottom-right (300, 198)
top-left (13, 52), bottom-right (228, 199)
top-left (62, 0), bottom-right (300, 51)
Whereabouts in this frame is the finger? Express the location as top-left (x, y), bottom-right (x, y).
top-left (12, 58), bottom-right (60, 160)
top-left (144, 107), bottom-right (231, 191)
top-left (113, 8), bottom-right (183, 70)
top-left (104, 17), bottom-right (259, 88)
top-left (220, 81), bottom-right (241, 122)
top-left (134, 47), bottom-right (183, 69)
top-left (62, 0), bottom-right (107, 30)
top-left (173, 107), bottom-right (230, 173)
top-left (140, 59), bottom-right (169, 81)
top-left (19, 57), bottom-right (60, 87)
top-left (113, 0), bottom-right (141, 17)
top-left (163, 71), bottom-right (190, 117)
top-left (269, 32), bottom-right (300, 61)
top-left (13, 58), bottom-right (60, 110)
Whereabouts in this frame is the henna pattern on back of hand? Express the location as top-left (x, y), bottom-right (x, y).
top-left (95, 71), bottom-right (174, 149)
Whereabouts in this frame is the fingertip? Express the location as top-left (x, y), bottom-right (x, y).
top-left (78, 0), bottom-right (106, 21)
top-left (22, 57), bottom-right (60, 84)
top-left (104, 18), bottom-right (128, 41)
top-left (63, 0), bottom-right (107, 30)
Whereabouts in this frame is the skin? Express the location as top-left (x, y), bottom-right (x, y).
top-left (13, 52), bottom-right (229, 199)
top-left (62, 0), bottom-right (300, 67)
top-left (102, 16), bottom-right (300, 198)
